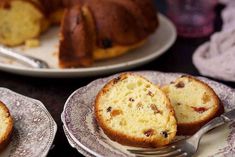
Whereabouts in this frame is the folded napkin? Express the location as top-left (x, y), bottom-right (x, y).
top-left (193, 1), bottom-right (235, 82)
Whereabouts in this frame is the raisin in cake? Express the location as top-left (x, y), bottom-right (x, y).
top-left (162, 76), bottom-right (224, 135)
top-left (95, 73), bottom-right (177, 147)
top-left (0, 101), bottom-right (13, 151)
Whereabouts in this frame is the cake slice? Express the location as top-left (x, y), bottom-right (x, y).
top-left (95, 73), bottom-right (177, 147)
top-left (162, 75), bottom-right (224, 135)
top-left (0, 0), bottom-right (48, 46)
top-left (0, 101), bottom-right (13, 151)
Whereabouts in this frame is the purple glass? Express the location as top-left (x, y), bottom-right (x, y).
top-left (167, 0), bottom-right (218, 37)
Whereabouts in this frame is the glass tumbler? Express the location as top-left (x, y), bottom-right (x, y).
top-left (167, 0), bottom-right (217, 37)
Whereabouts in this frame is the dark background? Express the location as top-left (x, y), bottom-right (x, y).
top-left (0, 1), bottom-right (233, 157)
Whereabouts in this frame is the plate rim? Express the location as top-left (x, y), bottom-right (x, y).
top-left (0, 14), bottom-right (176, 78)
top-left (61, 71), bottom-right (235, 157)
top-left (0, 87), bottom-right (57, 157)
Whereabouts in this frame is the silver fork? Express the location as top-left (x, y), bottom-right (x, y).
top-left (0, 46), bottom-right (49, 68)
top-left (128, 108), bottom-right (235, 157)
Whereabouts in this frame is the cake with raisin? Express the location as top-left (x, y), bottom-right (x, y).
top-left (0, 0), bottom-right (158, 68)
top-left (162, 75), bottom-right (224, 135)
top-left (0, 101), bottom-right (13, 151)
top-left (95, 73), bottom-right (177, 147)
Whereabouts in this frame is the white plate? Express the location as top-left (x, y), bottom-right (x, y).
top-left (0, 14), bottom-right (176, 78)
top-left (0, 88), bottom-right (57, 157)
top-left (61, 71), bottom-right (235, 157)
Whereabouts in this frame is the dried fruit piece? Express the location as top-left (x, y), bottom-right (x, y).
top-left (129, 98), bottom-right (135, 102)
top-left (111, 109), bottom-right (123, 117)
top-left (107, 106), bottom-right (112, 112)
top-left (191, 107), bottom-right (208, 113)
top-left (176, 102), bottom-right (181, 106)
top-left (113, 77), bottom-right (121, 84)
top-left (147, 91), bottom-right (154, 97)
top-left (101, 38), bottom-right (113, 48)
top-left (144, 129), bottom-right (155, 137)
top-left (175, 81), bottom-right (185, 88)
top-left (161, 131), bottom-right (168, 138)
top-left (150, 104), bottom-right (162, 114)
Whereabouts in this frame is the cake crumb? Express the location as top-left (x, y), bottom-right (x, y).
top-left (25, 39), bottom-right (40, 48)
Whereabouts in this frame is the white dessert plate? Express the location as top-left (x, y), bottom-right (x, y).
top-left (0, 14), bottom-right (176, 78)
top-left (61, 71), bottom-right (235, 157)
top-left (0, 88), bottom-right (57, 157)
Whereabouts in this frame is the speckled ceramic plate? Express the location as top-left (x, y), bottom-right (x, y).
top-left (0, 88), bottom-right (57, 157)
top-left (61, 71), bottom-right (235, 157)
top-left (0, 14), bottom-right (176, 78)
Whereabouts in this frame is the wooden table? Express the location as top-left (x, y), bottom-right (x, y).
top-left (0, 4), bottom-right (233, 157)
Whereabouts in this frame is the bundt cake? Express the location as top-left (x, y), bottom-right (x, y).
top-left (95, 73), bottom-right (177, 147)
top-left (0, 101), bottom-right (13, 151)
top-left (0, 0), bottom-right (48, 46)
top-left (0, 0), bottom-right (158, 68)
top-left (162, 76), bottom-right (224, 135)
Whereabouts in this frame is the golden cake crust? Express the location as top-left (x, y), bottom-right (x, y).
top-left (0, 101), bottom-right (13, 152)
top-left (95, 73), bottom-right (177, 147)
top-left (162, 75), bottom-right (224, 135)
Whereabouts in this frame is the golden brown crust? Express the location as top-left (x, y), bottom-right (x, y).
top-left (0, 101), bottom-right (13, 152)
top-left (59, 5), bottom-right (93, 68)
top-left (164, 75), bottom-right (224, 135)
top-left (95, 73), bottom-right (177, 147)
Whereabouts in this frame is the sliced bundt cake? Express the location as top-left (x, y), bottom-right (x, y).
top-left (162, 75), bottom-right (224, 135)
top-left (95, 73), bottom-right (177, 147)
top-left (0, 0), bottom-right (158, 68)
top-left (0, 0), bottom-right (50, 46)
top-left (0, 101), bottom-right (13, 151)
top-left (59, 0), bottom-right (158, 67)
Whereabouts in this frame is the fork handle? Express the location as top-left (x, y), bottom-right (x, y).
top-left (194, 108), bottom-right (235, 139)
top-left (0, 46), bottom-right (49, 68)
top-left (222, 108), bottom-right (235, 122)
top-left (193, 117), bottom-right (225, 139)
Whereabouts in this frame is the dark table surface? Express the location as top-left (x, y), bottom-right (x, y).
top-left (0, 3), bottom-right (234, 157)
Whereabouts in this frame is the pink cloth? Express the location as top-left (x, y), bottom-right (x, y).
top-left (193, 1), bottom-right (235, 81)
